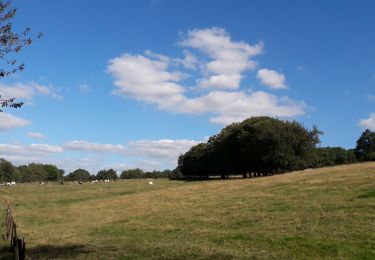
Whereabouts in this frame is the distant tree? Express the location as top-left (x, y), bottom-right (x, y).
top-left (308, 147), bottom-right (357, 168)
top-left (177, 117), bottom-right (322, 179)
top-left (44, 164), bottom-right (63, 181)
top-left (96, 168), bottom-right (118, 180)
top-left (0, 158), bottom-right (19, 181)
top-left (0, 0), bottom-right (42, 111)
top-left (144, 169), bottom-right (171, 179)
top-left (168, 168), bottom-right (183, 180)
top-left (18, 163), bottom-right (48, 182)
top-left (66, 168), bottom-right (91, 182)
top-left (120, 168), bottom-right (144, 179)
top-left (355, 129), bottom-right (375, 161)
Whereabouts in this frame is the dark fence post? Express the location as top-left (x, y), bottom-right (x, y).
top-left (3, 204), bottom-right (26, 260)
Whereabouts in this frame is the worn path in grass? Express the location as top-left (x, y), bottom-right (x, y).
top-left (1, 163), bottom-right (374, 259)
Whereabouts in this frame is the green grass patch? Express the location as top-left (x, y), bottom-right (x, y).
top-left (358, 189), bottom-right (375, 199)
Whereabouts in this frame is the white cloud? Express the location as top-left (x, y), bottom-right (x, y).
top-left (108, 53), bottom-right (185, 110)
top-left (0, 143), bottom-right (63, 164)
top-left (27, 131), bottom-right (45, 139)
top-left (359, 113), bottom-right (375, 131)
top-left (180, 27), bottom-right (263, 90)
top-left (128, 139), bottom-right (199, 159)
top-left (257, 68), bottom-right (287, 89)
top-left (0, 82), bottom-right (63, 101)
top-left (64, 140), bottom-right (127, 153)
top-left (64, 139), bottom-right (198, 160)
top-left (28, 144), bottom-right (63, 153)
top-left (108, 27), bottom-right (306, 125)
top-left (0, 112), bottom-right (30, 131)
top-left (180, 91), bottom-right (305, 124)
top-left (175, 50), bottom-right (199, 70)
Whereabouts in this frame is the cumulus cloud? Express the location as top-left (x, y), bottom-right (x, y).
top-left (184, 91), bottom-right (304, 124)
top-left (128, 139), bottom-right (199, 159)
top-left (175, 50), bottom-right (199, 70)
top-left (0, 82), bottom-right (63, 102)
top-left (27, 131), bottom-right (45, 139)
top-left (108, 27), bottom-right (306, 125)
top-left (64, 140), bottom-right (127, 153)
top-left (63, 139), bottom-right (200, 170)
top-left (64, 139), bottom-right (198, 160)
top-left (359, 113), bottom-right (375, 131)
top-left (0, 143), bottom-right (63, 163)
top-left (0, 138), bottom-right (200, 172)
top-left (257, 69), bottom-right (287, 89)
top-left (108, 53), bottom-right (186, 111)
top-left (0, 112), bottom-right (30, 131)
top-left (180, 27), bottom-right (263, 90)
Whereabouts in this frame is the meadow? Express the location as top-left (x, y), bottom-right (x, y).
top-left (1, 163), bottom-right (374, 259)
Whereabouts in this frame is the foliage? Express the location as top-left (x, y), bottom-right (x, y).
top-left (0, 160), bottom-right (65, 182)
top-left (177, 117), bottom-right (322, 178)
top-left (44, 164), bottom-right (64, 181)
top-left (120, 168), bottom-right (171, 179)
top-left (66, 168), bottom-right (91, 182)
top-left (0, 0), bottom-right (41, 112)
top-left (355, 129), bottom-right (375, 161)
top-left (307, 147), bottom-right (357, 168)
top-left (96, 168), bottom-right (118, 180)
top-left (0, 158), bottom-right (19, 181)
top-left (120, 168), bottom-right (144, 179)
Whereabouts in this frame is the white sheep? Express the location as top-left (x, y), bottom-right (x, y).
top-left (148, 181), bottom-right (153, 185)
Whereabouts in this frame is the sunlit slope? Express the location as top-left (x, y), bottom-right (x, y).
top-left (1, 163), bottom-right (374, 259)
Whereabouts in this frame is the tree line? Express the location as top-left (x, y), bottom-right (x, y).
top-left (1, 117), bottom-right (374, 182)
top-left (0, 161), bottom-right (173, 183)
top-left (176, 117), bottom-right (375, 179)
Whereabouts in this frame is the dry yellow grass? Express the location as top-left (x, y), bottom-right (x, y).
top-left (1, 163), bottom-right (375, 259)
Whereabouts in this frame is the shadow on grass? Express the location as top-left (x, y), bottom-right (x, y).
top-left (358, 189), bottom-right (375, 199)
top-left (28, 244), bottom-right (93, 259)
top-left (0, 245), bottom-right (13, 260)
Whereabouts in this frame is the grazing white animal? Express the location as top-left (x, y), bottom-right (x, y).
top-left (10, 181), bottom-right (16, 186)
top-left (148, 181), bottom-right (153, 185)
top-left (91, 180), bottom-right (98, 184)
top-left (6, 182), bottom-right (11, 186)
top-left (40, 182), bottom-right (46, 186)
top-left (104, 179), bottom-right (110, 183)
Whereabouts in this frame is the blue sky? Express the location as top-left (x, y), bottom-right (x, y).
top-left (0, 0), bottom-right (374, 173)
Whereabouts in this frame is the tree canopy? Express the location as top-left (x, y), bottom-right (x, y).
top-left (177, 117), bottom-right (323, 178)
top-left (355, 129), bottom-right (375, 161)
top-left (0, 0), bottom-right (41, 111)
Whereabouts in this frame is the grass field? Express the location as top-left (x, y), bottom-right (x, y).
top-left (1, 163), bottom-right (375, 259)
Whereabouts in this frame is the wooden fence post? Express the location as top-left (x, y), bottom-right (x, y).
top-left (3, 204), bottom-right (26, 260)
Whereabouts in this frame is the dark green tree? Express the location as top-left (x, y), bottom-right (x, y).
top-left (120, 168), bottom-right (144, 179)
top-left (0, 158), bottom-right (19, 181)
top-left (66, 168), bottom-right (91, 181)
top-left (96, 169), bottom-right (118, 180)
top-left (177, 117), bottom-right (322, 179)
top-left (44, 164), bottom-right (63, 181)
top-left (355, 129), bottom-right (375, 161)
